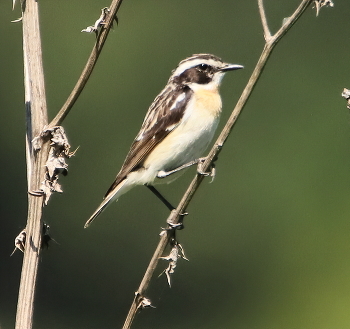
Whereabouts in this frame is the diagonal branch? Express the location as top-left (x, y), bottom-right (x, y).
top-left (49, 0), bottom-right (124, 127)
top-left (122, 0), bottom-right (314, 328)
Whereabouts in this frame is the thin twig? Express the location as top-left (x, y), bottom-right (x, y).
top-left (49, 0), bottom-right (124, 127)
top-left (272, 0), bottom-right (313, 44)
top-left (15, 0), bottom-right (50, 328)
top-left (122, 1), bottom-right (313, 328)
top-left (258, 0), bottom-right (271, 40)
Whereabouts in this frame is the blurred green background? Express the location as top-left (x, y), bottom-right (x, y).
top-left (1, 1), bottom-right (350, 328)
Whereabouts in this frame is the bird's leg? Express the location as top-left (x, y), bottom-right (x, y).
top-left (146, 185), bottom-right (186, 229)
top-left (146, 185), bottom-right (175, 211)
top-left (157, 157), bottom-right (216, 181)
top-left (157, 159), bottom-right (200, 178)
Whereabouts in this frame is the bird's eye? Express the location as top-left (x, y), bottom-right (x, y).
top-left (198, 64), bottom-right (209, 71)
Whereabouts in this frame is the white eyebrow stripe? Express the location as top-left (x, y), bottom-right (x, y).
top-left (171, 58), bottom-right (222, 77)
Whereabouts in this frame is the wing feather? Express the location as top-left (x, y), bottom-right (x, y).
top-left (105, 84), bottom-right (192, 197)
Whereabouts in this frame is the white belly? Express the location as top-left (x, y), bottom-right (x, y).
top-left (142, 88), bottom-right (222, 184)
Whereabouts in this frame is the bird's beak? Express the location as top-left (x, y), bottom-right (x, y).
top-left (220, 64), bottom-right (244, 72)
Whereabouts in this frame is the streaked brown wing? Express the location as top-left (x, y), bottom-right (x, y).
top-left (104, 84), bottom-right (193, 197)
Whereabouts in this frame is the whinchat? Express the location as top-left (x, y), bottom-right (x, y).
top-left (85, 54), bottom-right (243, 227)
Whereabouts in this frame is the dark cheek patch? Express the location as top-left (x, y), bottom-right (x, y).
top-left (176, 68), bottom-right (212, 85)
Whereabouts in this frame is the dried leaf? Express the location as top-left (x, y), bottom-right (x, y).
top-left (10, 229), bottom-right (26, 256)
top-left (10, 224), bottom-right (56, 255)
top-left (34, 126), bottom-right (74, 204)
top-left (313, 0), bottom-right (334, 16)
top-left (159, 240), bottom-right (188, 287)
top-left (41, 223), bottom-right (58, 249)
top-left (341, 88), bottom-right (350, 110)
top-left (40, 174), bottom-right (64, 205)
top-left (40, 180), bottom-right (54, 205)
top-left (32, 134), bottom-right (43, 151)
top-left (137, 297), bottom-right (156, 309)
top-left (81, 7), bottom-right (110, 33)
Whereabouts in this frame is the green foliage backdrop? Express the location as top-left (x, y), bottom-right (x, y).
top-left (1, 1), bottom-right (350, 328)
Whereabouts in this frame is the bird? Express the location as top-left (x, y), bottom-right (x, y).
top-left (85, 54), bottom-right (243, 228)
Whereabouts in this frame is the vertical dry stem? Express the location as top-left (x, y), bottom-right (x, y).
top-left (15, 1), bottom-right (49, 328)
top-left (16, 1), bottom-right (125, 327)
top-left (13, 0), bottom-right (126, 327)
